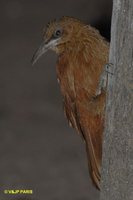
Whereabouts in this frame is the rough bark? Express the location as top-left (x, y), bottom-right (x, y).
top-left (100, 0), bottom-right (133, 200)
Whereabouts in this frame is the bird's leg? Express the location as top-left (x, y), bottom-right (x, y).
top-left (96, 63), bottom-right (113, 96)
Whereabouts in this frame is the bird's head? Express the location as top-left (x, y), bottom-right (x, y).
top-left (32, 16), bottom-right (86, 65)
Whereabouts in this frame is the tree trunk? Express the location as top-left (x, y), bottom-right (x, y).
top-left (100, 0), bottom-right (133, 200)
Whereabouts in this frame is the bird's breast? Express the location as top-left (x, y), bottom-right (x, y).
top-left (56, 54), bottom-right (76, 99)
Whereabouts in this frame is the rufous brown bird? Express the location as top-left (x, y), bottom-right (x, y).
top-left (32, 16), bottom-right (109, 189)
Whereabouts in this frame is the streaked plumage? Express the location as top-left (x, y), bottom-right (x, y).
top-left (32, 16), bottom-right (109, 189)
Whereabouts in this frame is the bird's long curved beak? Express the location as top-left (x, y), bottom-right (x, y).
top-left (31, 40), bottom-right (50, 65)
top-left (31, 38), bottom-right (59, 65)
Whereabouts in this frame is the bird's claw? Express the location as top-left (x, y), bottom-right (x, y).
top-left (105, 63), bottom-right (114, 75)
top-left (96, 63), bottom-right (114, 96)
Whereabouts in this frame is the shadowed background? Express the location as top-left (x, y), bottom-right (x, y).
top-left (0, 0), bottom-right (112, 199)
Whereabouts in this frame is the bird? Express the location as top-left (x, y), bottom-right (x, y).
top-left (32, 16), bottom-right (109, 189)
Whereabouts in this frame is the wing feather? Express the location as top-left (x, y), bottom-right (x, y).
top-left (75, 93), bottom-right (105, 189)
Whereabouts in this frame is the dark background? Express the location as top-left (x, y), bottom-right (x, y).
top-left (0, 0), bottom-right (112, 200)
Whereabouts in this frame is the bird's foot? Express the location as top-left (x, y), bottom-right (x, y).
top-left (96, 63), bottom-right (114, 96)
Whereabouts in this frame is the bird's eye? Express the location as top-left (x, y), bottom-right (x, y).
top-left (53, 29), bottom-right (62, 38)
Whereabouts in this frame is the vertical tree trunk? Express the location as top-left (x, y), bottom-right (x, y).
top-left (100, 0), bottom-right (133, 200)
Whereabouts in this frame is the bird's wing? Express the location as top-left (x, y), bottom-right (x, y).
top-left (75, 92), bottom-right (105, 189)
top-left (63, 93), bottom-right (104, 189)
top-left (63, 95), bottom-right (85, 140)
